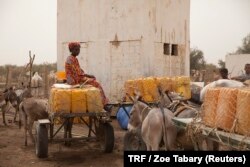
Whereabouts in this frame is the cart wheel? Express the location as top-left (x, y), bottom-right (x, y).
top-left (96, 122), bottom-right (114, 153)
top-left (124, 129), bottom-right (146, 151)
top-left (36, 124), bottom-right (48, 158)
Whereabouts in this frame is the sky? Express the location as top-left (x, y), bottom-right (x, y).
top-left (190, 0), bottom-right (250, 65)
top-left (0, 0), bottom-right (249, 66)
top-left (0, 0), bottom-right (57, 66)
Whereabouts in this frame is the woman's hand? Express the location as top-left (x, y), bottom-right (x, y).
top-left (86, 78), bottom-right (95, 83)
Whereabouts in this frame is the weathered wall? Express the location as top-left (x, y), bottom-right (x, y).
top-left (57, 0), bottom-right (190, 101)
top-left (226, 54), bottom-right (250, 77)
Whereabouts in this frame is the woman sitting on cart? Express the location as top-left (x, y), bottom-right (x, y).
top-left (65, 42), bottom-right (111, 111)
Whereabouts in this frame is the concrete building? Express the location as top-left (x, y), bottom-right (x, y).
top-left (226, 54), bottom-right (250, 77)
top-left (57, 0), bottom-right (190, 101)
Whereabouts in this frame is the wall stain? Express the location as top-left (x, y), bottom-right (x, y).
top-left (111, 34), bottom-right (120, 48)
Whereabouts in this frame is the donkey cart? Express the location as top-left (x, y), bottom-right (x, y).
top-left (172, 117), bottom-right (250, 151)
top-left (35, 110), bottom-right (114, 158)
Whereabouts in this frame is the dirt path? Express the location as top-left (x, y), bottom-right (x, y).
top-left (0, 114), bottom-right (126, 167)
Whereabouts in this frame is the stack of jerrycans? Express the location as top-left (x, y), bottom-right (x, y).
top-left (50, 86), bottom-right (103, 124)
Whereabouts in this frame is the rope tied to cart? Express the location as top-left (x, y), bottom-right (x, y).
top-left (228, 116), bottom-right (250, 150)
top-left (185, 113), bottom-right (203, 150)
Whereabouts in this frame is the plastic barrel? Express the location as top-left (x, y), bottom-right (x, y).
top-left (116, 106), bottom-right (132, 130)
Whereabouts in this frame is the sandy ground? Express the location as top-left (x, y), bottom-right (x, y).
top-left (0, 112), bottom-right (126, 167)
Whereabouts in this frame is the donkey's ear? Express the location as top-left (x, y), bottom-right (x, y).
top-left (163, 90), bottom-right (173, 103)
top-left (126, 93), bottom-right (135, 102)
top-left (157, 86), bottom-right (163, 96)
top-left (138, 96), bottom-right (143, 101)
top-left (164, 90), bottom-right (169, 95)
top-left (3, 89), bottom-right (8, 93)
top-left (133, 89), bottom-right (142, 102)
top-left (134, 89), bottom-right (141, 96)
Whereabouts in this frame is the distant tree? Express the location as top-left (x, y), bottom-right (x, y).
top-left (190, 48), bottom-right (206, 71)
top-left (205, 63), bottom-right (217, 71)
top-left (218, 59), bottom-right (225, 68)
top-left (0, 63), bottom-right (57, 84)
top-left (12, 66), bottom-right (23, 82)
top-left (235, 33), bottom-right (250, 54)
top-left (203, 63), bottom-right (218, 82)
top-left (0, 66), bottom-right (7, 76)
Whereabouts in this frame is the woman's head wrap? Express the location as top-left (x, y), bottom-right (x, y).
top-left (68, 42), bottom-right (80, 51)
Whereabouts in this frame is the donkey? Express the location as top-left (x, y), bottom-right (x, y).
top-left (161, 91), bottom-right (203, 150)
top-left (19, 97), bottom-right (49, 146)
top-left (128, 90), bottom-right (206, 151)
top-left (0, 86), bottom-right (33, 126)
top-left (14, 87), bottom-right (32, 127)
top-left (0, 87), bottom-right (18, 125)
top-left (162, 91), bottom-right (198, 118)
top-left (164, 91), bottom-right (228, 151)
top-left (127, 95), bottom-right (177, 151)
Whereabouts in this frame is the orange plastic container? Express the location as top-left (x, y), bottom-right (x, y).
top-left (235, 88), bottom-right (250, 135)
top-left (175, 76), bottom-right (191, 100)
top-left (56, 71), bottom-right (66, 81)
top-left (215, 88), bottom-right (238, 132)
top-left (49, 88), bottom-right (71, 113)
top-left (201, 88), bottom-right (220, 127)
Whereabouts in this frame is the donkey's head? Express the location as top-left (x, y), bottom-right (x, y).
top-left (3, 87), bottom-right (18, 107)
top-left (127, 92), bottom-right (151, 131)
top-left (14, 86), bottom-right (32, 106)
top-left (157, 88), bottom-right (184, 108)
top-left (21, 87), bottom-right (32, 99)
